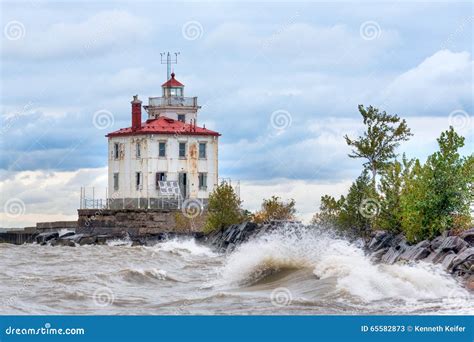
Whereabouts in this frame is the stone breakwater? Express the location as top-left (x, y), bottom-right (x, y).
top-left (366, 229), bottom-right (474, 290)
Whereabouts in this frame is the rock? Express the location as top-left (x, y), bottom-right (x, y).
top-left (438, 236), bottom-right (468, 253)
top-left (399, 240), bottom-right (431, 261)
top-left (96, 235), bottom-right (110, 245)
top-left (35, 232), bottom-right (59, 244)
top-left (51, 239), bottom-right (76, 247)
top-left (465, 275), bottom-right (474, 291)
top-left (370, 248), bottom-right (389, 262)
top-left (382, 247), bottom-right (404, 264)
top-left (460, 228), bottom-right (474, 246)
top-left (78, 235), bottom-right (97, 245)
top-left (206, 221), bottom-right (276, 253)
top-left (430, 236), bottom-right (445, 250)
top-left (425, 249), bottom-right (455, 264)
top-left (58, 231), bottom-right (75, 239)
top-left (441, 254), bottom-right (457, 272)
top-left (381, 238), bottom-right (408, 264)
top-left (451, 247), bottom-right (474, 274)
top-left (367, 231), bottom-right (394, 252)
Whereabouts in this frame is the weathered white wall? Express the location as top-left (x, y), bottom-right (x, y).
top-left (146, 108), bottom-right (198, 124)
top-left (108, 134), bottom-right (218, 200)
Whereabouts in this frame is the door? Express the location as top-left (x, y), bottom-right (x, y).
top-left (178, 173), bottom-right (187, 198)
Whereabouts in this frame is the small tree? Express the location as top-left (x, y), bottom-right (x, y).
top-left (338, 170), bottom-right (379, 238)
top-left (253, 196), bottom-right (296, 224)
top-left (311, 194), bottom-right (344, 228)
top-left (344, 105), bottom-right (412, 183)
top-left (376, 156), bottom-right (414, 233)
top-left (400, 127), bottom-right (473, 242)
top-left (204, 183), bottom-right (243, 234)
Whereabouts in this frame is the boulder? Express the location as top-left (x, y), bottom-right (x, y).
top-left (438, 236), bottom-right (468, 253)
top-left (370, 247), bottom-right (389, 262)
top-left (367, 231), bottom-right (394, 252)
top-left (451, 247), bottom-right (474, 274)
top-left (460, 228), bottom-right (474, 246)
top-left (399, 240), bottom-right (431, 261)
top-left (35, 232), bottom-right (59, 244)
top-left (381, 242), bottom-right (408, 264)
top-left (78, 235), bottom-right (97, 245)
top-left (58, 231), bottom-right (75, 239)
top-left (441, 253), bottom-right (457, 272)
top-left (51, 238), bottom-right (76, 247)
top-left (96, 235), bottom-right (110, 245)
top-left (206, 221), bottom-right (277, 253)
top-left (430, 236), bottom-right (445, 250)
top-left (425, 249), bottom-right (455, 264)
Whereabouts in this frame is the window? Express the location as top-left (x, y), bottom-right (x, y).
top-left (199, 143), bottom-right (207, 159)
top-left (170, 88), bottom-right (177, 96)
top-left (113, 173), bottom-right (119, 191)
top-left (198, 173), bottom-right (207, 190)
top-left (113, 143), bottom-right (119, 159)
top-left (159, 142), bottom-right (166, 157)
top-left (155, 172), bottom-right (166, 189)
top-left (135, 172), bottom-right (142, 190)
top-left (136, 142), bottom-right (141, 158)
top-left (177, 114), bottom-right (185, 123)
top-left (179, 142), bottom-right (186, 158)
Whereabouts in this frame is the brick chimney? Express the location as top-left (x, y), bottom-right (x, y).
top-left (131, 95), bottom-right (142, 131)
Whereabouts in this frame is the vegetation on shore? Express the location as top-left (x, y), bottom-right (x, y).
top-left (312, 105), bottom-right (473, 243)
top-left (204, 184), bottom-right (295, 233)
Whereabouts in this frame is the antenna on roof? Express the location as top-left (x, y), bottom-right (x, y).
top-left (160, 52), bottom-right (180, 80)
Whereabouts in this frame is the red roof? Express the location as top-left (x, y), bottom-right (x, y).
top-left (106, 116), bottom-right (220, 137)
top-left (161, 73), bottom-right (184, 88)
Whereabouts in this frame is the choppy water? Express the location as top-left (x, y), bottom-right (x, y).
top-left (0, 227), bottom-right (472, 315)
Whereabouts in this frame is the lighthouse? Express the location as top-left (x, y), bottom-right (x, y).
top-left (105, 63), bottom-right (220, 209)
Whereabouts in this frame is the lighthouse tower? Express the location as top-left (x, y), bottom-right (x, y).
top-left (106, 63), bottom-right (220, 209)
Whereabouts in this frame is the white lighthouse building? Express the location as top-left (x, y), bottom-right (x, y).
top-left (106, 69), bottom-right (220, 209)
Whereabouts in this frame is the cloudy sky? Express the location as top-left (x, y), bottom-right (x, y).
top-left (1, 0), bottom-right (472, 227)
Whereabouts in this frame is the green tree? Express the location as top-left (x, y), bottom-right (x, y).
top-left (344, 105), bottom-right (412, 182)
top-left (311, 194), bottom-right (344, 227)
top-left (204, 183), bottom-right (243, 234)
top-left (400, 127), bottom-right (473, 242)
top-left (376, 156), bottom-right (414, 233)
top-left (253, 196), bottom-right (296, 223)
top-left (338, 170), bottom-right (379, 238)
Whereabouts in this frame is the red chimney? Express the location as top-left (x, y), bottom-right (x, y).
top-left (131, 95), bottom-right (142, 131)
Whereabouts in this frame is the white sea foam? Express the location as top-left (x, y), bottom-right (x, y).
top-left (153, 238), bottom-right (217, 257)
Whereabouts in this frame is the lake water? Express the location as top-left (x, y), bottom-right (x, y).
top-left (0, 228), bottom-right (472, 315)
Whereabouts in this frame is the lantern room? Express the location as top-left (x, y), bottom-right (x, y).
top-left (162, 72), bottom-right (184, 97)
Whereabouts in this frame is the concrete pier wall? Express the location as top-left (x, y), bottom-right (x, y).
top-left (77, 209), bottom-right (207, 237)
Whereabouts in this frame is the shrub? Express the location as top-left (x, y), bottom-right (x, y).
top-left (204, 182), bottom-right (243, 234)
top-left (252, 196), bottom-right (296, 224)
